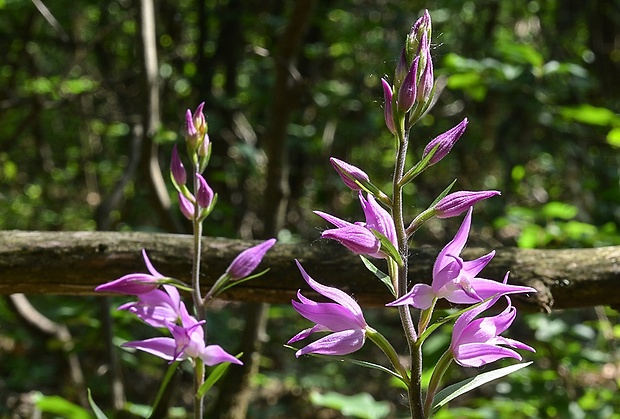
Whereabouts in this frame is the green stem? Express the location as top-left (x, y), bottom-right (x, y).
top-left (366, 326), bottom-right (410, 386)
top-left (391, 126), bottom-right (424, 419)
top-left (191, 167), bottom-right (206, 416)
top-left (424, 350), bottom-right (453, 417)
top-left (191, 171), bottom-right (205, 322)
top-left (194, 358), bottom-right (205, 419)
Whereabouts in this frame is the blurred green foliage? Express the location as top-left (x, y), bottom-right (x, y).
top-left (0, 0), bottom-right (619, 417)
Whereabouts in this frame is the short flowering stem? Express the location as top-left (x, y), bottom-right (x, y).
top-left (366, 326), bottom-right (410, 386)
top-left (423, 349), bottom-right (453, 417)
top-left (194, 358), bottom-right (205, 419)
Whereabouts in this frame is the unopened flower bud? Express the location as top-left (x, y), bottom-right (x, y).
top-left (178, 192), bottom-right (195, 220)
top-left (170, 145), bottom-right (187, 186)
top-left (397, 57), bottom-right (419, 113)
top-left (423, 118), bottom-right (469, 165)
top-left (435, 190), bottom-right (501, 218)
top-left (193, 102), bottom-right (207, 136)
top-left (406, 9), bottom-right (432, 65)
top-left (394, 49), bottom-right (409, 91)
top-left (185, 102), bottom-right (207, 151)
top-left (196, 174), bottom-right (214, 208)
top-left (226, 239), bottom-right (276, 280)
top-left (381, 78), bottom-right (396, 135)
top-left (416, 40), bottom-right (434, 103)
top-left (330, 157), bottom-right (370, 190)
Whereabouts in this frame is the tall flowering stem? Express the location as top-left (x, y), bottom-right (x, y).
top-left (96, 103), bottom-right (275, 418)
top-left (291, 8), bottom-right (536, 419)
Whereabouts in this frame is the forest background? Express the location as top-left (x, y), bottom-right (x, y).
top-left (0, 0), bottom-right (619, 418)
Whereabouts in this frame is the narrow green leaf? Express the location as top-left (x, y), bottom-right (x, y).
top-left (283, 345), bottom-right (406, 384)
top-left (359, 255), bottom-right (395, 296)
top-left (197, 352), bottom-right (243, 398)
top-left (428, 179), bottom-right (458, 208)
top-left (88, 389), bottom-right (109, 419)
top-left (148, 362), bottom-right (179, 418)
top-left (432, 361), bottom-right (533, 412)
top-left (216, 269), bottom-right (270, 295)
top-left (401, 143), bottom-right (440, 186)
top-left (371, 229), bottom-right (403, 267)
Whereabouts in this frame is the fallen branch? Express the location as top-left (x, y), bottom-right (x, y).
top-left (1, 231), bottom-right (619, 312)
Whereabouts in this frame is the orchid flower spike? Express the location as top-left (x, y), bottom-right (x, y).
top-left (95, 249), bottom-right (164, 295)
top-left (288, 261), bottom-right (367, 357)
top-left (387, 208), bottom-right (536, 310)
top-left (451, 296), bottom-right (535, 368)
top-left (315, 192), bottom-right (397, 259)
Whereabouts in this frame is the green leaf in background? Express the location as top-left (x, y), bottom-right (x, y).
top-left (495, 41), bottom-right (544, 68)
top-left (88, 389), bottom-right (109, 419)
top-left (34, 393), bottom-right (92, 419)
top-left (309, 391), bottom-right (391, 419)
top-left (541, 201), bottom-right (578, 220)
top-left (560, 104), bottom-right (619, 126)
top-left (606, 127), bottom-right (620, 148)
top-left (432, 362), bottom-right (533, 412)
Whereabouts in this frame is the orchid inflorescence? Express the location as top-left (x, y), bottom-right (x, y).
top-left (287, 9), bottom-right (536, 418)
top-left (96, 103), bottom-right (275, 417)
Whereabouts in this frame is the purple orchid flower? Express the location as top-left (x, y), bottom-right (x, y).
top-left (225, 238), bottom-right (277, 280)
top-left (288, 261), bottom-right (367, 357)
top-left (315, 192), bottom-right (397, 259)
top-left (387, 208), bottom-right (536, 309)
top-left (118, 284), bottom-right (182, 328)
top-left (122, 302), bottom-right (242, 367)
top-left (95, 249), bottom-right (164, 295)
top-left (451, 296), bottom-right (535, 367)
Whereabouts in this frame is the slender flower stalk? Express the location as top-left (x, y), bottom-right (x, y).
top-left (288, 9), bottom-right (536, 418)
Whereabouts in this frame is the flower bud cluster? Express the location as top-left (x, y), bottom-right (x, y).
top-left (383, 10), bottom-right (435, 133)
top-left (171, 103), bottom-right (216, 221)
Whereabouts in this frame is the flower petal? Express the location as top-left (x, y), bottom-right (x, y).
top-left (122, 337), bottom-right (180, 361)
top-left (142, 249), bottom-right (164, 278)
top-left (447, 277), bottom-right (537, 305)
top-left (434, 207), bottom-right (472, 278)
top-left (453, 342), bottom-right (522, 367)
top-left (201, 345), bottom-right (243, 366)
top-left (292, 299), bottom-right (363, 332)
top-left (386, 283), bottom-right (435, 310)
top-left (295, 261), bottom-right (365, 324)
top-left (314, 211), bottom-right (353, 229)
top-left (295, 329), bottom-right (365, 357)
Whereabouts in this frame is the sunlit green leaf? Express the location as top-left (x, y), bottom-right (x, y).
top-left (432, 362), bottom-right (533, 412)
top-left (560, 104), bottom-right (619, 126)
top-left (606, 127), bottom-right (620, 147)
top-left (310, 391), bottom-right (391, 419)
top-left (34, 393), bottom-right (92, 419)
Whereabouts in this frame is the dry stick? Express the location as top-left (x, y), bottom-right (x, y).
top-left (9, 294), bottom-right (87, 407)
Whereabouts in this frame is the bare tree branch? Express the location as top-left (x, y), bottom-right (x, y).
top-left (1, 231), bottom-right (619, 312)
